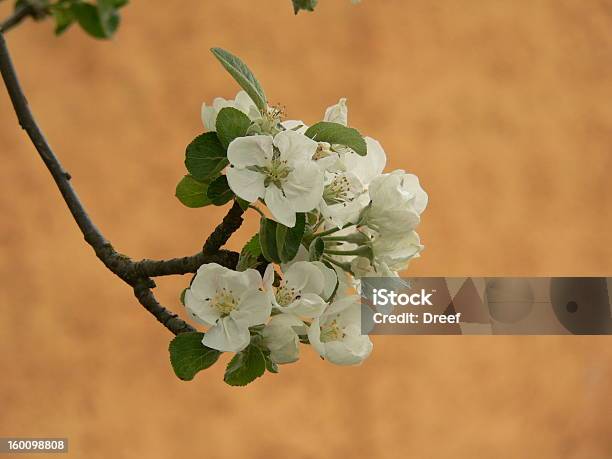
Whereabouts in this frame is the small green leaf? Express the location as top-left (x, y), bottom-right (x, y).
top-left (236, 233), bottom-right (262, 271)
top-left (292, 0), bottom-right (318, 14)
top-left (185, 132), bottom-right (228, 182)
top-left (210, 48), bottom-right (267, 112)
top-left (276, 213), bottom-right (306, 263)
top-left (224, 344), bottom-right (266, 386)
top-left (207, 175), bottom-right (234, 205)
top-left (215, 107), bottom-right (251, 149)
top-left (169, 332), bottom-right (221, 381)
top-left (259, 217), bottom-right (281, 263)
top-left (179, 288), bottom-right (187, 305)
top-left (308, 237), bottom-right (325, 261)
top-left (305, 121), bottom-right (367, 156)
top-left (175, 175), bottom-right (211, 208)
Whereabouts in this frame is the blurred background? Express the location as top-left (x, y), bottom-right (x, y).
top-left (1, 0), bottom-right (611, 457)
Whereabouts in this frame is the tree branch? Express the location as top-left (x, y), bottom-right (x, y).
top-left (203, 200), bottom-right (245, 253)
top-left (0, 31), bottom-right (243, 335)
top-left (0, 1), bottom-right (46, 34)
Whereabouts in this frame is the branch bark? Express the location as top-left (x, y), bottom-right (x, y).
top-left (0, 31), bottom-right (244, 335)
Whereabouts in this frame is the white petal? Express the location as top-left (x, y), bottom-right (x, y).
top-left (218, 269), bottom-right (258, 299)
top-left (312, 261), bottom-right (338, 301)
top-left (281, 119), bottom-right (308, 134)
top-left (323, 98), bottom-right (348, 126)
top-left (324, 334), bottom-right (372, 365)
top-left (262, 264), bottom-right (275, 292)
top-left (273, 130), bottom-right (318, 164)
top-left (346, 137), bottom-right (387, 185)
top-left (322, 295), bottom-right (360, 320)
top-left (202, 316), bottom-right (251, 352)
top-left (401, 173), bottom-right (428, 214)
top-left (283, 161), bottom-right (324, 212)
top-left (226, 167), bottom-right (266, 203)
top-left (231, 290), bottom-right (272, 327)
top-left (284, 261), bottom-right (325, 294)
top-left (265, 185), bottom-right (296, 227)
top-left (201, 103), bottom-right (217, 132)
top-left (227, 135), bottom-right (272, 167)
top-left (184, 289), bottom-right (220, 326)
top-left (284, 293), bottom-right (327, 319)
top-left (189, 263), bottom-right (227, 300)
top-left (307, 317), bottom-right (325, 357)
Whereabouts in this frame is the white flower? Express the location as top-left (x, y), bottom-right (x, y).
top-left (262, 314), bottom-right (306, 364)
top-left (226, 130), bottom-right (324, 227)
top-left (184, 263), bottom-right (271, 352)
top-left (201, 90), bottom-right (261, 132)
top-left (363, 169), bottom-right (428, 236)
top-left (264, 261), bottom-right (336, 319)
top-left (308, 295), bottom-right (373, 365)
top-left (371, 229), bottom-right (423, 272)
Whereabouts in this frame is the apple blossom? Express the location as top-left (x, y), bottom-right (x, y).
top-left (184, 263), bottom-right (272, 352)
top-left (264, 261), bottom-right (337, 319)
top-left (262, 314), bottom-right (306, 364)
top-left (308, 295), bottom-right (373, 365)
top-left (362, 170), bottom-right (428, 235)
top-left (226, 130), bottom-right (324, 227)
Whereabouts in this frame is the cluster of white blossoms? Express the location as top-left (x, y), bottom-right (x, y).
top-left (181, 92), bottom-right (427, 371)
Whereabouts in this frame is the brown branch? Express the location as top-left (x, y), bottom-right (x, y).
top-left (0, 31), bottom-right (243, 335)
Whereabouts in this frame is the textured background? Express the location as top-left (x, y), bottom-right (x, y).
top-left (1, 0), bottom-right (611, 457)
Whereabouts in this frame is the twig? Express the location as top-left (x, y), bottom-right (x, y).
top-left (0, 1), bottom-right (46, 34)
top-left (203, 200), bottom-right (245, 253)
top-left (0, 31), bottom-right (243, 335)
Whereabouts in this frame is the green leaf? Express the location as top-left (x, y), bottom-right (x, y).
top-left (71, 3), bottom-right (107, 38)
top-left (169, 332), bottom-right (221, 381)
top-left (185, 132), bottom-right (228, 182)
top-left (224, 344), bottom-right (266, 386)
top-left (215, 107), bottom-right (251, 149)
top-left (308, 237), bottom-right (325, 261)
top-left (175, 175), bottom-right (211, 208)
top-left (210, 48), bottom-right (267, 112)
top-left (207, 175), bottom-right (234, 205)
top-left (292, 0), bottom-right (318, 14)
top-left (179, 288), bottom-right (187, 305)
top-left (259, 215), bottom-right (306, 263)
top-left (305, 121), bottom-right (367, 156)
top-left (236, 233), bottom-right (262, 271)
top-left (259, 217), bottom-right (281, 263)
top-left (236, 197), bottom-right (250, 211)
top-left (50, 4), bottom-right (75, 35)
top-left (276, 213), bottom-right (306, 263)
top-left (96, 0), bottom-right (121, 37)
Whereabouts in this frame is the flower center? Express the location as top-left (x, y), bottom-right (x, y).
top-left (313, 142), bottom-right (333, 161)
top-left (323, 175), bottom-right (352, 205)
top-left (275, 284), bottom-right (299, 307)
top-left (210, 288), bottom-right (238, 316)
top-left (320, 319), bottom-right (345, 343)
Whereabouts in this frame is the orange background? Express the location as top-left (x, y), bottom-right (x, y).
top-left (1, 1), bottom-right (611, 457)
